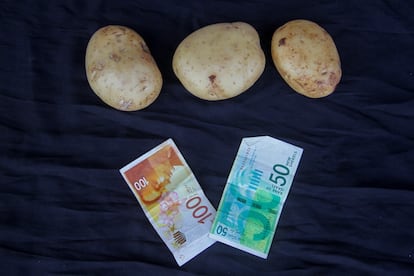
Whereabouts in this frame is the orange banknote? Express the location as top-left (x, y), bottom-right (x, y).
top-left (120, 139), bottom-right (216, 266)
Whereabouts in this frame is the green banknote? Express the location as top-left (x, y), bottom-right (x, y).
top-left (209, 136), bottom-right (303, 258)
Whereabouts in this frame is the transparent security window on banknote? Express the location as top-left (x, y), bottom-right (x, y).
top-left (120, 139), bottom-right (216, 266)
top-left (209, 136), bottom-right (303, 259)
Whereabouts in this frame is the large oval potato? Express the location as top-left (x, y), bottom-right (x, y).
top-left (173, 22), bottom-right (265, 101)
top-left (85, 25), bottom-right (162, 111)
top-left (271, 19), bottom-right (341, 98)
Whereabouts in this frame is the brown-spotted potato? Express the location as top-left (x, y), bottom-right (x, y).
top-left (173, 22), bottom-right (265, 101)
top-left (85, 25), bottom-right (162, 111)
top-left (271, 19), bottom-right (341, 98)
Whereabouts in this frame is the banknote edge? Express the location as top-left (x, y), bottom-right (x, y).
top-left (119, 138), bottom-right (174, 174)
top-left (208, 232), bottom-right (268, 259)
top-left (174, 233), bottom-right (216, 266)
top-left (242, 135), bottom-right (303, 153)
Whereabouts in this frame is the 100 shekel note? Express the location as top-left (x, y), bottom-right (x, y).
top-left (209, 136), bottom-right (303, 258)
top-left (120, 139), bottom-right (216, 266)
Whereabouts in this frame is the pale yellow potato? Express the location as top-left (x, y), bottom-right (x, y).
top-left (85, 25), bottom-right (162, 111)
top-left (271, 19), bottom-right (341, 98)
top-left (173, 22), bottom-right (265, 101)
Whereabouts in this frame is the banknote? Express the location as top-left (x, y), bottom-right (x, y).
top-left (209, 136), bottom-right (303, 258)
top-left (120, 139), bottom-right (216, 266)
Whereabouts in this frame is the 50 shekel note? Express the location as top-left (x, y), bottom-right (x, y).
top-left (209, 136), bottom-right (303, 258)
top-left (120, 139), bottom-right (216, 266)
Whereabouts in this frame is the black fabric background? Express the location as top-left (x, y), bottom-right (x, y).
top-left (1, 0), bottom-right (414, 274)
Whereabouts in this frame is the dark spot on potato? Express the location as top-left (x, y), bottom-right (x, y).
top-left (316, 80), bottom-right (326, 88)
top-left (329, 72), bottom-right (339, 85)
top-left (95, 62), bottom-right (105, 71)
top-left (207, 74), bottom-right (226, 98)
top-left (293, 79), bottom-right (305, 89)
top-left (89, 62), bottom-right (105, 81)
top-left (278, 37), bottom-right (286, 46)
top-left (109, 53), bottom-right (121, 62)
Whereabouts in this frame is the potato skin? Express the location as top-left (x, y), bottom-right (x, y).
top-left (173, 22), bottom-right (265, 101)
top-left (271, 19), bottom-right (341, 98)
top-left (85, 25), bottom-right (162, 111)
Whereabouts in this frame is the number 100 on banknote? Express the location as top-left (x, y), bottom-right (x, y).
top-left (120, 139), bottom-right (216, 266)
top-left (209, 136), bottom-right (303, 259)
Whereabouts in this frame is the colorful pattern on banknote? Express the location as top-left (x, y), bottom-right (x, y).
top-left (120, 139), bottom-right (216, 266)
top-left (209, 136), bottom-right (303, 258)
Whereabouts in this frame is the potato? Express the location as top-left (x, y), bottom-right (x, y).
top-left (85, 25), bottom-right (162, 111)
top-left (271, 19), bottom-right (341, 98)
top-left (173, 22), bottom-right (265, 101)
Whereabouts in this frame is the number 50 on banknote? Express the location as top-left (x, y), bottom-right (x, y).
top-left (209, 136), bottom-right (303, 259)
top-left (120, 139), bottom-right (216, 266)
